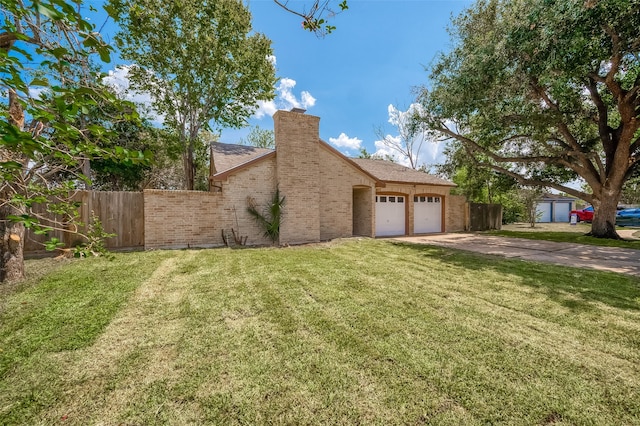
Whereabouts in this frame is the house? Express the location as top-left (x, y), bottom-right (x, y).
top-left (535, 193), bottom-right (576, 223)
top-left (205, 109), bottom-right (465, 246)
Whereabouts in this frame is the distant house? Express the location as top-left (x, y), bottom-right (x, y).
top-left (205, 109), bottom-right (467, 246)
top-left (535, 193), bottom-right (576, 223)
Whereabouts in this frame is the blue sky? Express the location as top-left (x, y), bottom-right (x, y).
top-left (97, 0), bottom-right (473, 167)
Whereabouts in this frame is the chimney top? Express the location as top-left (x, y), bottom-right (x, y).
top-left (290, 107), bottom-right (306, 114)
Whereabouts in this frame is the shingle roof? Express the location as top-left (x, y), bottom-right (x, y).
top-left (210, 142), bottom-right (454, 187)
top-left (539, 193), bottom-right (576, 201)
top-left (350, 158), bottom-right (455, 187)
top-left (211, 142), bottom-right (274, 174)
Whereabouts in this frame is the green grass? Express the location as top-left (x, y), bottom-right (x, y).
top-left (1, 240), bottom-right (640, 425)
top-left (488, 228), bottom-right (640, 249)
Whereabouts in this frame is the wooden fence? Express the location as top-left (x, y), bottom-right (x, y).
top-left (469, 203), bottom-right (502, 231)
top-left (24, 191), bottom-right (144, 254)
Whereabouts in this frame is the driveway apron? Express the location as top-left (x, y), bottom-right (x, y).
top-left (394, 233), bottom-right (640, 277)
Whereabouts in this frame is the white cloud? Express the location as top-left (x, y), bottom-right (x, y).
top-left (28, 86), bottom-right (49, 99)
top-left (373, 139), bottom-right (412, 167)
top-left (254, 99), bottom-right (278, 119)
top-left (253, 77), bottom-right (316, 119)
top-left (103, 63), bottom-right (317, 126)
top-left (300, 91), bottom-right (316, 109)
top-left (329, 133), bottom-right (362, 150)
top-left (102, 65), bottom-right (164, 125)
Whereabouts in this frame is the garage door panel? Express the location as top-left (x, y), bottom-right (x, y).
top-left (414, 195), bottom-right (442, 233)
top-left (375, 195), bottom-right (405, 236)
top-left (554, 202), bottom-right (571, 222)
top-left (536, 202), bottom-right (551, 222)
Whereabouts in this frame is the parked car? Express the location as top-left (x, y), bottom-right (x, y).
top-left (570, 206), bottom-right (594, 222)
top-left (616, 208), bottom-right (640, 227)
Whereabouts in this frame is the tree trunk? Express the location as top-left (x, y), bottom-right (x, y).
top-left (1, 88), bottom-right (26, 283)
top-left (0, 203), bottom-right (26, 283)
top-left (589, 189), bottom-right (621, 239)
top-left (183, 147), bottom-right (195, 190)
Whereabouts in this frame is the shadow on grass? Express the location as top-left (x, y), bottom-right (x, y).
top-left (391, 241), bottom-right (640, 312)
top-left (487, 230), bottom-right (640, 249)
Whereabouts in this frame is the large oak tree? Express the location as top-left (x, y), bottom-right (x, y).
top-left (109, 0), bottom-right (277, 190)
top-left (417, 0), bottom-right (640, 238)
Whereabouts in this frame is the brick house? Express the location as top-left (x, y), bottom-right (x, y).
top-left (205, 109), bottom-right (465, 246)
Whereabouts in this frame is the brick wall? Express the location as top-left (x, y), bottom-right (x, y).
top-left (274, 110), bottom-right (321, 245)
top-left (319, 146), bottom-right (376, 240)
top-left (446, 195), bottom-right (468, 232)
top-left (144, 189), bottom-right (222, 249)
top-left (144, 158), bottom-right (277, 249)
top-left (352, 187), bottom-right (373, 237)
top-left (218, 157), bottom-right (277, 246)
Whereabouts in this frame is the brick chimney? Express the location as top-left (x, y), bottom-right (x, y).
top-left (273, 109), bottom-right (321, 244)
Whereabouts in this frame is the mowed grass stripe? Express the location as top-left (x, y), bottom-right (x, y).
top-left (0, 239), bottom-right (639, 424)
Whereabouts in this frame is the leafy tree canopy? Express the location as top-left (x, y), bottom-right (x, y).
top-left (108, 0), bottom-right (278, 190)
top-left (1, 0), bottom-right (149, 281)
top-left (417, 0), bottom-right (640, 238)
top-left (240, 125), bottom-right (274, 149)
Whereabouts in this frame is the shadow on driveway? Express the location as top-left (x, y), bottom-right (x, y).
top-left (395, 234), bottom-right (640, 277)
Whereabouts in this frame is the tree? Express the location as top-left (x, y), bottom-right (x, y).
top-left (357, 147), bottom-right (396, 163)
top-left (375, 104), bottom-right (429, 170)
top-left (240, 125), bottom-right (275, 149)
top-left (517, 188), bottom-right (543, 228)
top-left (620, 173), bottom-right (640, 205)
top-left (437, 140), bottom-right (522, 223)
top-left (80, 85), bottom-right (156, 191)
top-left (109, 0), bottom-right (278, 190)
top-left (1, 0), bottom-right (145, 282)
top-left (416, 0), bottom-right (640, 239)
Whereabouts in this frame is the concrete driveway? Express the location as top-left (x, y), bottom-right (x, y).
top-left (394, 233), bottom-right (640, 277)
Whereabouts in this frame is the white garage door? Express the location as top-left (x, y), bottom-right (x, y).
top-left (536, 202), bottom-right (552, 222)
top-left (414, 195), bottom-right (443, 233)
top-left (554, 202), bottom-right (571, 222)
top-left (375, 195), bottom-right (405, 236)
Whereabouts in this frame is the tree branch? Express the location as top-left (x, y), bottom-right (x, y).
top-left (586, 75), bottom-right (612, 148)
top-left (0, 32), bottom-right (18, 52)
top-left (436, 125), bottom-right (566, 166)
top-left (472, 159), bottom-right (593, 202)
top-left (434, 121), bottom-right (605, 196)
top-left (528, 77), bottom-right (583, 152)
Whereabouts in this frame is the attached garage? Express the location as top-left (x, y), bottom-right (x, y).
top-left (350, 158), bottom-right (456, 237)
top-left (414, 195), bottom-right (443, 233)
top-left (375, 195), bottom-right (406, 236)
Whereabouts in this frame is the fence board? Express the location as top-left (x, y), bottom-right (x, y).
top-left (469, 203), bottom-right (502, 231)
top-left (24, 191), bottom-right (144, 254)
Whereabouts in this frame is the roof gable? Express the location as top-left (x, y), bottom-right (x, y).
top-left (318, 140), bottom-right (382, 186)
top-left (210, 142), bottom-right (274, 177)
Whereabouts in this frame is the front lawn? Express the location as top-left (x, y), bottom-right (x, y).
top-left (492, 222), bottom-right (640, 249)
top-left (1, 239), bottom-right (639, 424)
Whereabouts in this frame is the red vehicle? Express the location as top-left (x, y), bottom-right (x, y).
top-left (570, 206), bottom-right (594, 222)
